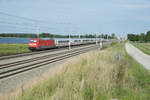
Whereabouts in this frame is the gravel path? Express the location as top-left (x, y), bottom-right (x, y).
top-left (125, 43), bottom-right (150, 70)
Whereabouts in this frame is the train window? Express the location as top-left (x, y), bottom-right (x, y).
top-left (58, 40), bottom-right (69, 43)
top-left (30, 40), bottom-right (37, 43)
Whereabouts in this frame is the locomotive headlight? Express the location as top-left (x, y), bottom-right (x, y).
top-left (29, 43), bottom-right (36, 46)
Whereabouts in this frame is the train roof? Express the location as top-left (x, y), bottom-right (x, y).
top-left (30, 38), bottom-right (54, 40)
top-left (30, 38), bottom-right (96, 40)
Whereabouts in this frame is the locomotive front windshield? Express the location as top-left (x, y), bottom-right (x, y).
top-left (30, 40), bottom-right (37, 43)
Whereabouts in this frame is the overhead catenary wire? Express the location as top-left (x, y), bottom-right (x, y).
top-left (0, 11), bottom-right (42, 23)
top-left (0, 11), bottom-right (72, 26)
top-left (0, 27), bottom-right (36, 33)
top-left (0, 11), bottom-right (79, 35)
top-left (0, 20), bottom-right (57, 31)
top-left (0, 24), bottom-right (36, 30)
top-left (0, 21), bottom-right (36, 26)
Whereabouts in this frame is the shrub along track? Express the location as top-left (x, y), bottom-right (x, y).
top-left (0, 45), bottom-right (99, 79)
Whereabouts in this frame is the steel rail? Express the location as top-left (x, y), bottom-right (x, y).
top-left (0, 43), bottom-right (95, 60)
top-left (0, 45), bottom-right (96, 69)
top-left (0, 46), bottom-right (98, 79)
top-left (0, 46), bottom-right (97, 74)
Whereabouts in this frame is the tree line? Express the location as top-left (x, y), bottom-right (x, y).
top-left (128, 31), bottom-right (150, 42)
top-left (0, 33), bottom-right (116, 39)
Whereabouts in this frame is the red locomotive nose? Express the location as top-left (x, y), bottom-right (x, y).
top-left (28, 39), bottom-right (39, 51)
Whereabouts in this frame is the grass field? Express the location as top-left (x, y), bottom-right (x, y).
top-left (0, 44), bottom-right (30, 56)
top-left (131, 42), bottom-right (150, 55)
top-left (6, 43), bottom-right (150, 100)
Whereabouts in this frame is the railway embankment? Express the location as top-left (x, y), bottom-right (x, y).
top-left (2, 43), bottom-right (150, 100)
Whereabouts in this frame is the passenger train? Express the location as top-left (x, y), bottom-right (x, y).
top-left (28, 38), bottom-right (98, 51)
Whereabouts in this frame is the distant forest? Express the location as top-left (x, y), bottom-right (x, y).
top-left (128, 31), bottom-right (150, 42)
top-left (0, 33), bottom-right (116, 39)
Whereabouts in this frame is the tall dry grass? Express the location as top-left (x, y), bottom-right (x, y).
top-left (2, 43), bottom-right (150, 100)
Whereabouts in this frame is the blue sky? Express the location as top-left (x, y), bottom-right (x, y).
top-left (0, 0), bottom-right (150, 37)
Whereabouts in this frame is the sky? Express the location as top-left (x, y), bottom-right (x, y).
top-left (0, 0), bottom-right (150, 37)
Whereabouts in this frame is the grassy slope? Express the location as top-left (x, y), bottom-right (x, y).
top-left (131, 42), bottom-right (150, 55)
top-left (0, 44), bottom-right (30, 56)
top-left (12, 43), bottom-right (150, 100)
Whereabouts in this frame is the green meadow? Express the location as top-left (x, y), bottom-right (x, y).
top-left (0, 44), bottom-right (30, 56)
top-left (131, 42), bottom-right (150, 55)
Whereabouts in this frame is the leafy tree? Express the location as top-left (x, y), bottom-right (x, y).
top-left (128, 32), bottom-right (150, 42)
top-left (111, 33), bottom-right (115, 39)
top-left (139, 33), bottom-right (146, 42)
top-left (146, 31), bottom-right (150, 42)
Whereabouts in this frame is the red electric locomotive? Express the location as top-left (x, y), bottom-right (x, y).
top-left (28, 38), bottom-right (55, 51)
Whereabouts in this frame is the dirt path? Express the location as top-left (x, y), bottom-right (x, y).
top-left (125, 43), bottom-right (150, 70)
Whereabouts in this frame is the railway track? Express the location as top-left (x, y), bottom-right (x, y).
top-left (0, 43), bottom-right (95, 60)
top-left (0, 45), bottom-right (99, 79)
top-left (0, 45), bottom-right (96, 69)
